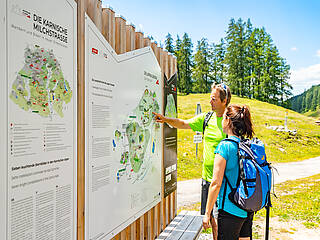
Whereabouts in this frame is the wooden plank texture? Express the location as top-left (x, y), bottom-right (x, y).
top-left (76, 0), bottom-right (85, 239)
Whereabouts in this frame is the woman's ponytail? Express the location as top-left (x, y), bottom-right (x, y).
top-left (225, 105), bottom-right (254, 139)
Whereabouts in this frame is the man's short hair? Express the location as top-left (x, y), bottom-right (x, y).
top-left (211, 83), bottom-right (231, 106)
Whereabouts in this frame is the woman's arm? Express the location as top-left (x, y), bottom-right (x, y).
top-left (203, 153), bottom-right (226, 230)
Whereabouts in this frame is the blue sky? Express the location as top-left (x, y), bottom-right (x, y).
top-left (102, 0), bottom-right (320, 95)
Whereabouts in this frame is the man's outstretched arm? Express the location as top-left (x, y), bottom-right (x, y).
top-left (152, 112), bottom-right (191, 129)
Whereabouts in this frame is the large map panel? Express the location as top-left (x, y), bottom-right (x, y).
top-left (6, 0), bottom-right (77, 239)
top-left (85, 17), bottom-right (162, 239)
top-left (0, 1), bottom-right (7, 239)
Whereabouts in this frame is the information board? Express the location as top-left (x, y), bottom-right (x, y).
top-left (1, 0), bottom-right (77, 239)
top-left (163, 73), bottom-right (178, 197)
top-left (85, 17), bottom-right (162, 239)
top-left (0, 1), bottom-right (7, 239)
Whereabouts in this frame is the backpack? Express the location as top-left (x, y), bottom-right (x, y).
top-left (223, 137), bottom-right (273, 240)
top-left (222, 137), bottom-right (272, 213)
top-left (202, 111), bottom-right (213, 135)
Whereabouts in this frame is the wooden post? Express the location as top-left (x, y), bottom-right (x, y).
top-left (94, 0), bottom-right (102, 32)
top-left (144, 213), bottom-right (148, 239)
top-left (140, 216), bottom-right (144, 239)
top-left (86, 0), bottom-right (94, 21)
top-left (156, 51), bottom-right (162, 234)
top-left (101, 7), bottom-right (115, 49)
top-left (76, 0), bottom-right (85, 239)
top-left (143, 37), bottom-right (151, 47)
top-left (115, 15), bottom-right (126, 54)
top-left (122, 20), bottom-right (136, 240)
top-left (120, 230), bottom-right (126, 240)
top-left (126, 24), bottom-right (135, 52)
top-left (131, 220), bottom-right (136, 240)
top-left (151, 42), bottom-right (157, 57)
top-left (135, 32), bottom-right (144, 49)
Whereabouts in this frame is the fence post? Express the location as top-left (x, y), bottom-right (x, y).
top-left (76, 0), bottom-right (85, 239)
top-left (115, 15), bottom-right (126, 54)
top-left (135, 32), bottom-right (144, 50)
top-left (126, 24), bottom-right (135, 52)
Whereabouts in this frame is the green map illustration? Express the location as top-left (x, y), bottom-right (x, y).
top-left (114, 89), bottom-right (160, 183)
top-left (165, 94), bottom-right (177, 118)
top-left (10, 45), bottom-right (72, 118)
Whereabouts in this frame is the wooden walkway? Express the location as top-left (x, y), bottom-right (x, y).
top-left (156, 211), bottom-right (203, 240)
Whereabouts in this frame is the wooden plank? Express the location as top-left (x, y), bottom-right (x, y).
top-left (120, 230), bottom-right (126, 240)
top-left (179, 216), bottom-right (203, 240)
top-left (140, 216), bottom-right (144, 240)
top-left (86, 0), bottom-right (94, 21)
top-left (135, 218), bottom-right (140, 239)
top-left (165, 215), bottom-right (194, 240)
top-left (149, 209), bottom-right (154, 240)
top-left (101, 7), bottom-right (115, 49)
top-left (155, 211), bottom-right (186, 239)
top-left (131, 221), bottom-right (136, 240)
top-left (170, 193), bottom-right (173, 221)
top-left (144, 213), bottom-right (148, 239)
top-left (135, 32), bottom-right (144, 49)
top-left (126, 24), bottom-right (135, 52)
top-left (167, 195), bottom-right (171, 225)
top-left (76, 0), bottom-right (85, 240)
top-left (143, 37), bottom-right (151, 47)
top-left (115, 16), bottom-right (126, 54)
top-left (173, 191), bottom-right (177, 218)
top-left (167, 54), bottom-right (172, 79)
top-left (125, 225), bottom-right (131, 240)
top-left (101, 8), bottom-right (108, 40)
top-left (94, 0), bottom-right (102, 32)
top-left (155, 203), bottom-right (161, 236)
top-left (151, 42), bottom-right (157, 57)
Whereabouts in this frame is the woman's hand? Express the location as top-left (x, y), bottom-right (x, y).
top-left (202, 214), bottom-right (211, 230)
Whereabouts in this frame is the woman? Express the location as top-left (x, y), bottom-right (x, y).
top-left (203, 104), bottom-right (254, 240)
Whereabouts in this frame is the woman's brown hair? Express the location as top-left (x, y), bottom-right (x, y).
top-left (224, 104), bottom-right (254, 139)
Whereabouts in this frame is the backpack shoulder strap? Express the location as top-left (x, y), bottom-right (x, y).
top-left (202, 111), bottom-right (214, 134)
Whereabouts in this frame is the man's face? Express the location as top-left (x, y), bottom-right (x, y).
top-left (210, 88), bottom-right (226, 111)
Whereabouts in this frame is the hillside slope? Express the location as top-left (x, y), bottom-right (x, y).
top-left (177, 94), bottom-right (320, 181)
top-left (290, 84), bottom-right (320, 113)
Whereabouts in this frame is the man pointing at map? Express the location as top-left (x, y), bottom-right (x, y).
top-left (153, 83), bottom-right (231, 239)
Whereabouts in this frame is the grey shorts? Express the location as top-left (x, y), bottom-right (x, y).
top-left (201, 178), bottom-right (218, 218)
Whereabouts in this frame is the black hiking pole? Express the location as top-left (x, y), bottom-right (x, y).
top-left (265, 205), bottom-right (270, 240)
top-left (265, 192), bottom-right (271, 240)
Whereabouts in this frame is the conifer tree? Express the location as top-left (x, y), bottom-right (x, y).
top-left (165, 33), bottom-right (175, 54)
top-left (192, 38), bottom-right (211, 93)
top-left (176, 33), bottom-right (193, 94)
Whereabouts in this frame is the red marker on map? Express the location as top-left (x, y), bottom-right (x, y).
top-left (92, 48), bottom-right (98, 54)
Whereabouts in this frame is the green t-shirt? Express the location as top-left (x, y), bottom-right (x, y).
top-left (187, 112), bottom-right (226, 182)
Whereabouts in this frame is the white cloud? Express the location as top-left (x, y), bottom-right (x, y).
top-left (316, 49), bottom-right (320, 57)
top-left (290, 47), bottom-right (297, 51)
top-left (290, 63), bottom-right (320, 95)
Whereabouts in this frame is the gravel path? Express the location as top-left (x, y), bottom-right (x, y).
top-left (177, 156), bottom-right (320, 208)
top-left (177, 156), bottom-right (320, 240)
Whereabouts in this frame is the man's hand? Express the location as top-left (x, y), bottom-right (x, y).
top-left (152, 112), bottom-right (166, 123)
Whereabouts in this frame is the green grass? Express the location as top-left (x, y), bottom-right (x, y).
top-left (177, 93), bottom-right (320, 181)
top-left (304, 109), bottom-right (320, 118)
top-left (255, 174), bottom-right (320, 228)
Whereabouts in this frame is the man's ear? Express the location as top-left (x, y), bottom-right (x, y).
top-left (223, 98), bottom-right (227, 106)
